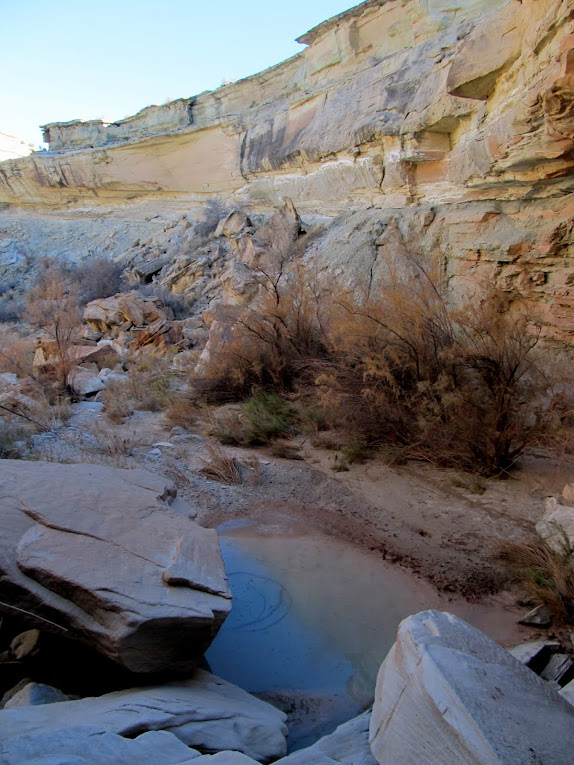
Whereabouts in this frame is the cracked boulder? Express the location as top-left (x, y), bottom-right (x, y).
top-left (0, 460), bottom-right (231, 673)
top-left (369, 610), bottom-right (574, 765)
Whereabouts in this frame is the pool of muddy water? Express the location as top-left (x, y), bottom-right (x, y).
top-left (205, 520), bottom-right (438, 750)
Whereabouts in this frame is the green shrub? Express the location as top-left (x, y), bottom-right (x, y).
top-left (242, 392), bottom-right (297, 444)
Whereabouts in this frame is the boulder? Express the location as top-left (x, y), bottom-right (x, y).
top-left (508, 640), bottom-right (560, 672)
top-left (277, 710), bottom-right (377, 764)
top-left (253, 198), bottom-right (303, 257)
top-left (536, 497), bottom-right (574, 552)
top-left (0, 460), bottom-right (231, 673)
top-left (369, 610), bottom-right (574, 765)
top-left (0, 670), bottom-right (287, 763)
top-left (67, 365), bottom-right (106, 396)
top-left (83, 292), bottom-right (172, 336)
top-left (128, 317), bottom-right (187, 353)
top-left (33, 341), bottom-right (119, 373)
top-left (2, 681), bottom-right (70, 709)
top-left (518, 604), bottom-right (552, 628)
top-left (215, 210), bottom-right (252, 238)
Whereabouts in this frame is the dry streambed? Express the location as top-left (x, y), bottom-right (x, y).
top-left (4, 401), bottom-right (572, 755)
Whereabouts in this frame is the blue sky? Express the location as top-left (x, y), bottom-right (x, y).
top-left (2, 0), bottom-right (359, 146)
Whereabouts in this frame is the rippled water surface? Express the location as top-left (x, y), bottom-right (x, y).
top-left (205, 520), bottom-right (435, 748)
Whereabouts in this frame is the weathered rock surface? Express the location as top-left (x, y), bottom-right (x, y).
top-left (560, 678), bottom-right (574, 706)
top-left (0, 729), bottom-right (197, 765)
top-left (0, 460), bottom-right (231, 673)
top-left (518, 604), bottom-right (553, 628)
top-left (277, 710), bottom-right (377, 764)
top-left (369, 610), bottom-right (574, 765)
top-left (0, 670), bottom-right (287, 763)
top-left (1, 0), bottom-right (573, 343)
top-left (83, 291), bottom-right (171, 335)
top-left (536, 497), bottom-right (574, 551)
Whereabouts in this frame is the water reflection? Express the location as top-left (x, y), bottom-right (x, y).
top-left (206, 521), bottom-right (433, 747)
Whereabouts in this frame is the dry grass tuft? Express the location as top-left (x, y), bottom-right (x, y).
top-left (199, 444), bottom-right (242, 484)
top-left (88, 423), bottom-right (136, 457)
top-left (243, 455), bottom-right (262, 486)
top-left (163, 396), bottom-right (198, 430)
top-left (204, 408), bottom-right (245, 446)
top-left (270, 441), bottom-right (303, 460)
top-left (500, 539), bottom-right (574, 622)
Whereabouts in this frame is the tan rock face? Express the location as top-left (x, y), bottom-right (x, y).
top-left (0, 0), bottom-right (573, 343)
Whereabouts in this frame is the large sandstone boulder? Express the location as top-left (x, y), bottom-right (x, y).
top-left (0, 460), bottom-right (231, 673)
top-left (83, 291), bottom-right (172, 336)
top-left (369, 610), bottom-right (574, 765)
top-left (0, 670), bottom-right (287, 763)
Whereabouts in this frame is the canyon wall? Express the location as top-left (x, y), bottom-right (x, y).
top-left (1, 0), bottom-right (573, 341)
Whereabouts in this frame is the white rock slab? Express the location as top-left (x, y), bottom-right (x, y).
top-left (0, 728), bottom-right (199, 765)
top-left (0, 670), bottom-right (287, 763)
top-left (369, 610), bottom-right (574, 765)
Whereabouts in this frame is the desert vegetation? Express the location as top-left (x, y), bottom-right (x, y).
top-left (0, 245), bottom-right (567, 482)
top-left (501, 539), bottom-right (574, 623)
top-left (192, 253), bottom-right (558, 478)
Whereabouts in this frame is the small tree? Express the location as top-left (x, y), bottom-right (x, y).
top-left (26, 273), bottom-right (81, 392)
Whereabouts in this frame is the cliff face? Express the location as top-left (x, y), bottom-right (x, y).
top-left (1, 0), bottom-right (574, 341)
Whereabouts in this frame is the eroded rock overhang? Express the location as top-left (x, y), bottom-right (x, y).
top-left (2, 0), bottom-right (573, 212)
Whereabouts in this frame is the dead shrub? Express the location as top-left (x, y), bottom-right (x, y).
top-left (101, 379), bottom-right (135, 423)
top-left (315, 258), bottom-right (553, 477)
top-left (0, 285), bottom-right (26, 323)
top-left (500, 539), bottom-right (574, 622)
top-left (270, 441), bottom-right (303, 460)
top-left (163, 396), bottom-right (198, 430)
top-left (26, 266), bottom-right (82, 392)
top-left (71, 256), bottom-right (125, 305)
top-left (194, 197), bottom-right (230, 239)
top-left (0, 420), bottom-right (31, 459)
top-left (88, 423), bottom-right (136, 457)
top-left (100, 356), bottom-right (178, 421)
top-left (193, 260), bottom-right (327, 401)
top-left (0, 331), bottom-right (35, 378)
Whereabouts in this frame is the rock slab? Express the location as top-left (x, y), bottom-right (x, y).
top-left (277, 710), bottom-right (377, 764)
top-left (0, 669), bottom-right (287, 763)
top-left (369, 610), bottom-right (574, 765)
top-left (0, 460), bottom-right (231, 673)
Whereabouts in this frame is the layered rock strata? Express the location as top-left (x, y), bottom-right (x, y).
top-left (0, 0), bottom-right (573, 341)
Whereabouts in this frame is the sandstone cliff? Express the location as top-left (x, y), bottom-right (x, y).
top-left (1, 0), bottom-right (573, 341)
